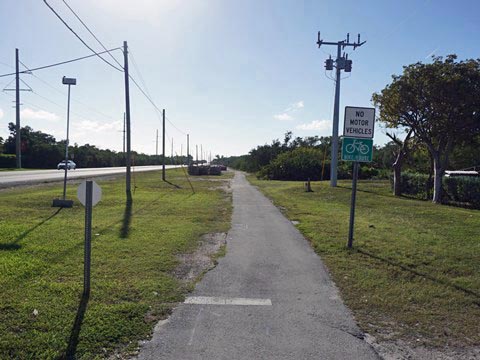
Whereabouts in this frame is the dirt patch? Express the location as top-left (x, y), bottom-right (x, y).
top-left (365, 334), bottom-right (480, 359)
top-left (173, 233), bottom-right (227, 283)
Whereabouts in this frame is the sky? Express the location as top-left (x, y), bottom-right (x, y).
top-left (0, 0), bottom-right (479, 158)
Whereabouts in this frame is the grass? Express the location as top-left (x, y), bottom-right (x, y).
top-left (248, 176), bottom-right (480, 348)
top-left (0, 169), bottom-right (232, 359)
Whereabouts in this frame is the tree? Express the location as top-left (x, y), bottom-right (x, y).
top-left (386, 129), bottom-right (415, 196)
top-left (372, 55), bottom-right (480, 203)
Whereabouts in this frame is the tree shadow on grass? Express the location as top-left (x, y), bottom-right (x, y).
top-left (0, 208), bottom-right (63, 251)
top-left (356, 248), bottom-right (480, 305)
top-left (120, 192), bottom-right (133, 239)
top-left (64, 291), bottom-right (89, 360)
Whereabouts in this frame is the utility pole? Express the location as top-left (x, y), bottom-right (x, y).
top-left (15, 49), bottom-right (21, 168)
top-left (162, 109), bottom-right (166, 181)
top-left (4, 49), bottom-right (32, 168)
top-left (171, 137), bottom-right (174, 165)
top-left (156, 129), bottom-right (158, 156)
top-left (187, 134), bottom-right (190, 166)
top-left (123, 41), bottom-right (132, 196)
top-left (201, 144), bottom-right (203, 164)
top-left (196, 145), bottom-right (198, 163)
top-left (123, 112), bottom-right (126, 154)
top-left (317, 32), bottom-right (365, 187)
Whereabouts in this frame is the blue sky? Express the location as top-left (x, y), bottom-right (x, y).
top-left (0, 0), bottom-right (478, 157)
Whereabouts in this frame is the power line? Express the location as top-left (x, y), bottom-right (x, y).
top-left (0, 48), bottom-right (122, 78)
top-left (42, 0), bottom-right (123, 72)
top-left (61, 0), bottom-right (124, 70)
top-left (19, 60), bottom-right (118, 121)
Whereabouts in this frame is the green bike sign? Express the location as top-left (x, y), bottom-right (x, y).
top-left (341, 137), bottom-right (373, 162)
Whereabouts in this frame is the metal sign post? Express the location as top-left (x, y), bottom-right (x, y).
top-left (347, 162), bottom-right (359, 248)
top-left (83, 181), bottom-right (92, 295)
top-left (77, 180), bottom-right (102, 295)
top-left (342, 106), bottom-right (375, 248)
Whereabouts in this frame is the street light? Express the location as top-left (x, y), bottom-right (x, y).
top-left (52, 76), bottom-right (76, 208)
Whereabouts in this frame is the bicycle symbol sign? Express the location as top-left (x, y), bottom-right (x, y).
top-left (341, 137), bottom-right (373, 162)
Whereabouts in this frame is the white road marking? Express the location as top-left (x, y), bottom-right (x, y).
top-left (185, 296), bottom-right (272, 306)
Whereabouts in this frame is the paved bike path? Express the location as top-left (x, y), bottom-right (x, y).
top-left (137, 172), bottom-right (379, 359)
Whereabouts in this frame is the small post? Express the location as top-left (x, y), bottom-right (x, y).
top-left (83, 181), bottom-right (93, 295)
top-left (347, 162), bottom-right (359, 248)
top-left (162, 109), bottom-right (166, 181)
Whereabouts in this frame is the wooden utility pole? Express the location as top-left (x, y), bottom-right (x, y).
top-left (156, 129), bottom-right (158, 156)
top-left (123, 41), bottom-right (132, 196)
top-left (162, 109), bottom-right (166, 181)
top-left (187, 134), bottom-right (190, 166)
top-left (15, 49), bottom-right (21, 168)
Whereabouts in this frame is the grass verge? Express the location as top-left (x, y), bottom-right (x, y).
top-left (0, 169), bottom-right (232, 359)
top-left (248, 176), bottom-right (480, 348)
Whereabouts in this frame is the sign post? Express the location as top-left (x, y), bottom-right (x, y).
top-left (77, 180), bottom-right (102, 295)
top-left (342, 106), bottom-right (375, 248)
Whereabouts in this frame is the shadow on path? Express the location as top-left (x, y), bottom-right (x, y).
top-left (64, 292), bottom-right (90, 359)
top-left (0, 208), bottom-right (63, 251)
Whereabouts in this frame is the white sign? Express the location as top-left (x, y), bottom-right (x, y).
top-left (77, 180), bottom-right (102, 207)
top-left (343, 106), bottom-right (375, 139)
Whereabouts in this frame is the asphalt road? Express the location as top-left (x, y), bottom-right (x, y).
top-left (0, 165), bottom-right (180, 188)
top-left (137, 172), bottom-right (379, 360)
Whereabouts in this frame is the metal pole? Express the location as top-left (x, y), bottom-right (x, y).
top-left (62, 84), bottom-right (71, 200)
top-left (83, 180), bottom-right (93, 296)
top-left (347, 162), bottom-right (359, 248)
top-left (171, 137), bottom-right (174, 164)
top-left (330, 43), bottom-right (342, 187)
top-left (123, 41), bottom-right (132, 195)
top-left (196, 145), bottom-right (198, 163)
top-left (156, 129), bottom-right (158, 156)
top-left (162, 109), bottom-right (166, 181)
top-left (15, 48), bottom-right (21, 168)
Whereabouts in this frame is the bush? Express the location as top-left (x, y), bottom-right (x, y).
top-left (443, 176), bottom-right (480, 208)
top-left (391, 172), bottom-right (480, 208)
top-left (389, 172), bottom-right (432, 199)
top-left (0, 154), bottom-right (16, 168)
top-left (259, 147), bottom-right (325, 180)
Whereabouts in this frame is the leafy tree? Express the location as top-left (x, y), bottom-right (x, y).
top-left (372, 55), bottom-right (480, 203)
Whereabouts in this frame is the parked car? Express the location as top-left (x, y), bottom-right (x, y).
top-left (57, 160), bottom-right (76, 170)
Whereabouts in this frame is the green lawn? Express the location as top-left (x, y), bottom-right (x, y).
top-left (249, 177), bottom-right (480, 348)
top-left (0, 169), bottom-right (232, 359)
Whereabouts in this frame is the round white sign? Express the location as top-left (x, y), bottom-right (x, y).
top-left (77, 180), bottom-right (102, 207)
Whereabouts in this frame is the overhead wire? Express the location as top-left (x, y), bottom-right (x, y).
top-left (42, 0), bottom-right (123, 72)
top-left (0, 48), bottom-right (122, 78)
top-left (61, 0), bottom-right (124, 70)
top-left (19, 60), bottom-right (118, 121)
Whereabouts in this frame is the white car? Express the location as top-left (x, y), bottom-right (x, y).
top-left (57, 160), bottom-right (76, 170)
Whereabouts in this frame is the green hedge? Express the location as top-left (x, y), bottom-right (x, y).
top-left (391, 172), bottom-right (480, 208)
top-left (0, 154), bottom-right (16, 168)
top-left (443, 176), bottom-right (480, 208)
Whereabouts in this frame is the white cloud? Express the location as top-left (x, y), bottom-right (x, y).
top-left (21, 108), bottom-right (59, 122)
top-left (296, 120), bottom-right (331, 131)
top-left (0, 108), bottom-right (4, 119)
top-left (74, 120), bottom-right (123, 133)
top-left (274, 113), bottom-right (293, 121)
top-left (284, 100), bottom-right (304, 112)
top-left (293, 100), bottom-right (304, 109)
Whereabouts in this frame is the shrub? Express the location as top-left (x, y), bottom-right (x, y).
top-left (259, 147), bottom-right (324, 181)
top-left (0, 154), bottom-right (16, 168)
top-left (391, 172), bottom-right (480, 208)
top-left (443, 176), bottom-right (480, 208)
